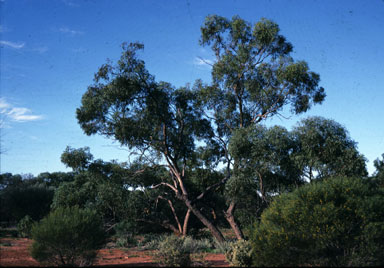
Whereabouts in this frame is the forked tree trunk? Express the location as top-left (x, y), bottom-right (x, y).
top-left (184, 198), bottom-right (225, 243)
top-left (225, 201), bottom-right (244, 240)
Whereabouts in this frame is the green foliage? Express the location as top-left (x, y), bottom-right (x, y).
top-left (0, 173), bottom-right (23, 190)
top-left (250, 176), bottom-right (384, 266)
top-left (225, 239), bottom-right (252, 267)
top-left (17, 215), bottom-right (34, 238)
top-left (373, 153), bottom-right (384, 187)
top-left (35, 172), bottom-right (75, 188)
top-left (198, 15), bottom-right (325, 132)
top-left (76, 42), bottom-right (212, 159)
top-left (30, 206), bottom-right (105, 267)
top-left (212, 239), bottom-right (234, 254)
top-left (61, 146), bottom-right (93, 172)
top-left (137, 233), bottom-right (169, 250)
top-left (0, 183), bottom-right (54, 223)
top-left (114, 220), bottom-right (138, 248)
top-left (154, 235), bottom-right (192, 267)
top-left (292, 116), bottom-right (368, 180)
top-left (182, 236), bottom-right (214, 253)
top-left (150, 235), bottom-right (216, 266)
top-left (229, 124), bottom-right (299, 195)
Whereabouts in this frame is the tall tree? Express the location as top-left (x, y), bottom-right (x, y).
top-left (77, 15), bottom-right (326, 241)
top-left (197, 15), bottom-right (325, 239)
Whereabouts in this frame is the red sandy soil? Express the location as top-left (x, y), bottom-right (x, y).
top-left (0, 237), bottom-right (229, 267)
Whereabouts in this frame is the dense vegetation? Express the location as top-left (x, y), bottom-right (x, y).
top-left (1, 15), bottom-right (383, 267)
top-left (251, 176), bottom-right (384, 266)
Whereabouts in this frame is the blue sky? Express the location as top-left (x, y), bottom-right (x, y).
top-left (1, 0), bottom-right (383, 176)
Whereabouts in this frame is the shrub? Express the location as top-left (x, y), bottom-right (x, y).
top-left (212, 239), bottom-right (234, 254)
top-left (137, 233), bottom-right (168, 250)
top-left (154, 235), bottom-right (191, 267)
top-left (17, 215), bottom-right (34, 238)
top-left (114, 220), bottom-right (138, 248)
top-left (250, 176), bottom-right (384, 267)
top-left (225, 239), bottom-right (252, 267)
top-left (182, 236), bottom-right (213, 253)
top-left (30, 206), bottom-right (105, 267)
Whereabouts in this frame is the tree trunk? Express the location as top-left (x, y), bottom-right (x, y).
top-left (182, 209), bottom-right (191, 236)
top-left (225, 201), bottom-right (244, 240)
top-left (167, 199), bottom-right (182, 234)
top-left (184, 198), bottom-right (225, 243)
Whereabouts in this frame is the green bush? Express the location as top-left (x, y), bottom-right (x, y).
top-left (250, 176), bottom-right (384, 267)
top-left (30, 206), bottom-right (105, 267)
top-left (182, 236), bottom-right (213, 253)
top-left (212, 239), bottom-right (234, 254)
top-left (225, 239), bottom-right (252, 267)
top-left (137, 233), bottom-right (168, 250)
top-left (17, 215), bottom-right (34, 238)
top-left (114, 220), bottom-right (138, 248)
top-left (154, 235), bottom-right (191, 267)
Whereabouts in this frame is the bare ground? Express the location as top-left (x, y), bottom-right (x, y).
top-left (0, 237), bottom-right (229, 267)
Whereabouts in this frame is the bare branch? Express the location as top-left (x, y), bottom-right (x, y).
top-left (152, 182), bottom-right (178, 194)
top-left (157, 195), bottom-right (182, 233)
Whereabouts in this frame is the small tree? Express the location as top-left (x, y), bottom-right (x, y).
top-left (31, 206), bottom-right (105, 267)
top-left (17, 215), bottom-right (34, 238)
top-left (250, 176), bottom-right (384, 267)
top-left (292, 116), bottom-right (367, 181)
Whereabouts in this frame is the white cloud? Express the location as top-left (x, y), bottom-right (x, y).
top-left (0, 98), bottom-right (43, 123)
top-left (0, 40), bottom-right (25, 49)
top-left (0, 99), bottom-right (10, 111)
top-left (59, 27), bottom-right (84, 35)
top-left (7, 108), bottom-right (43, 122)
top-left (193, 57), bottom-right (214, 66)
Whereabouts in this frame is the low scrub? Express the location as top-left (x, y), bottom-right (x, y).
top-left (154, 235), bottom-right (192, 267)
top-left (114, 220), bottom-right (138, 248)
top-left (225, 239), bottom-right (252, 267)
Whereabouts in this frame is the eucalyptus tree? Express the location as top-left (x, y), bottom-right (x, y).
top-left (76, 15), bottom-right (327, 242)
top-left (197, 15), bottom-right (326, 239)
top-left (292, 116), bottom-right (367, 181)
top-left (229, 125), bottom-right (300, 198)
